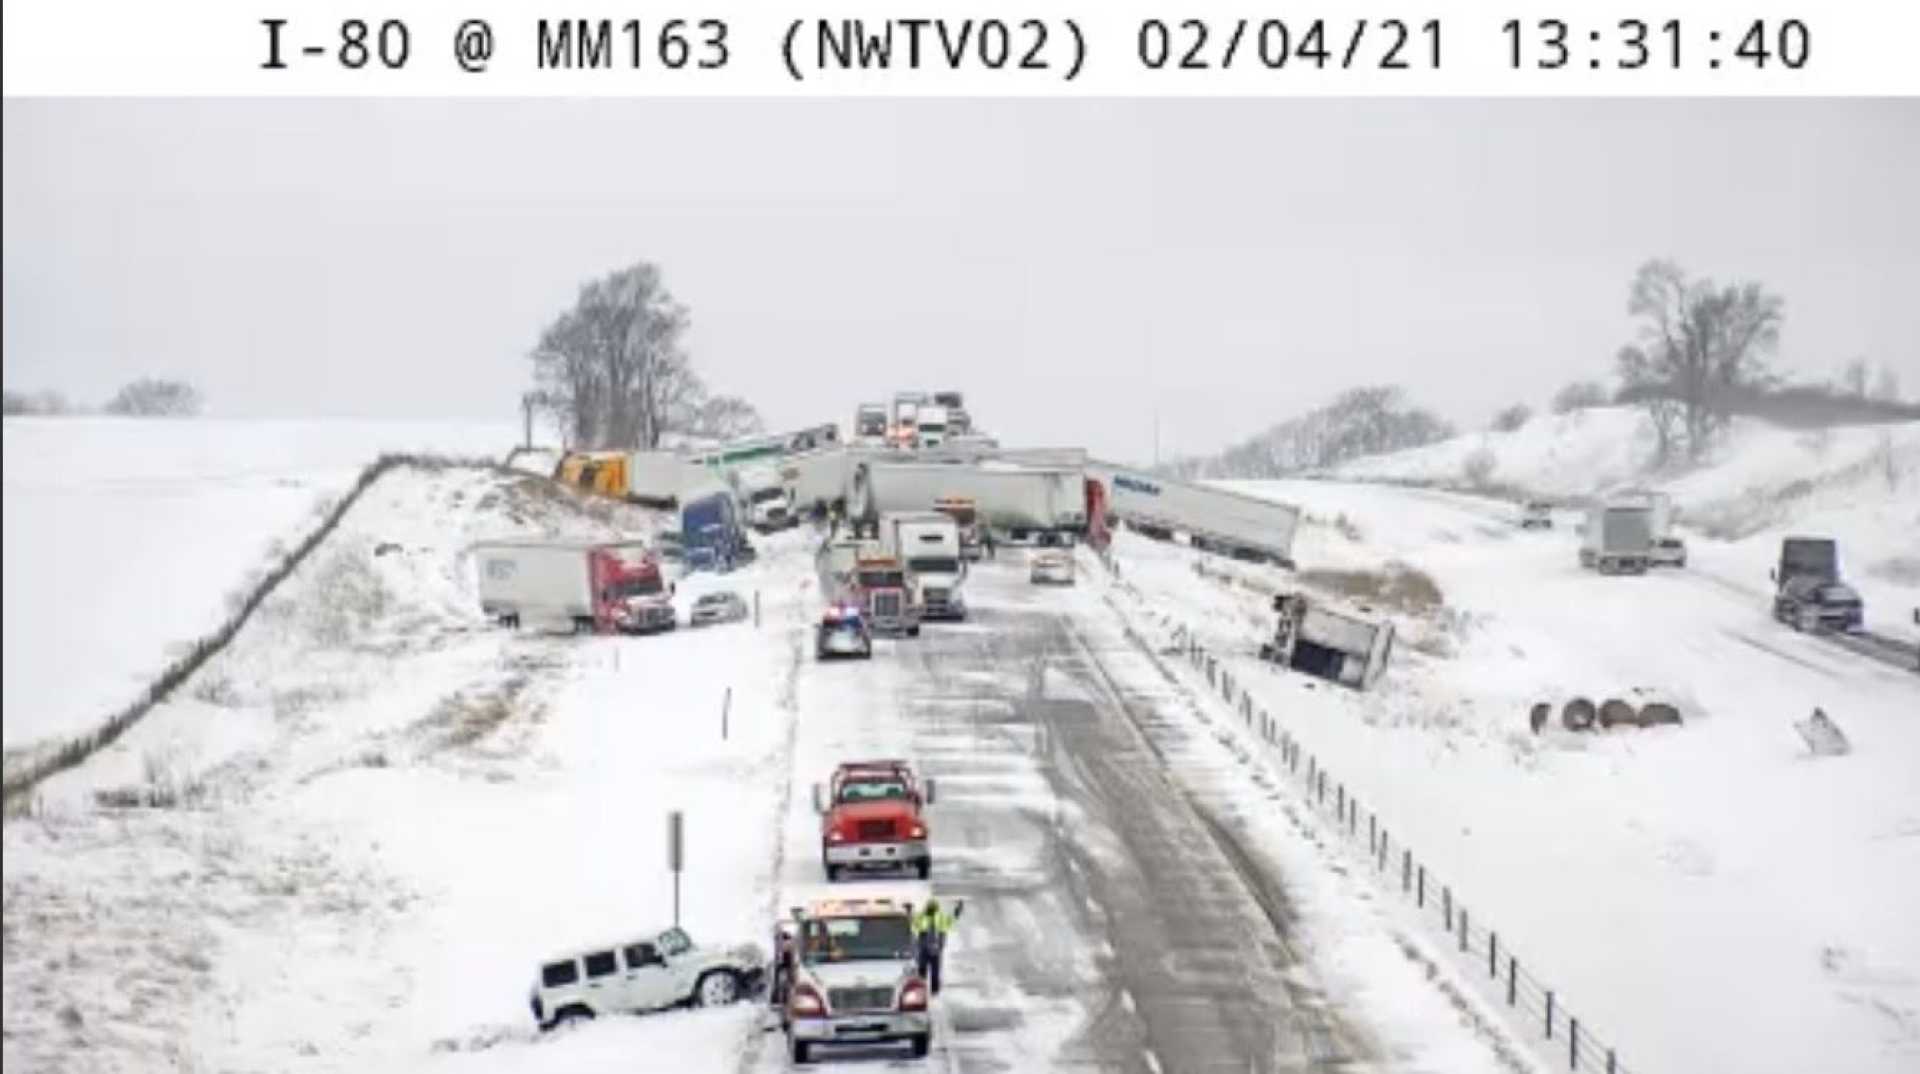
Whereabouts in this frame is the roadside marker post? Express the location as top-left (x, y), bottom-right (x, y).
top-left (668, 810), bottom-right (684, 928)
top-left (722, 687), bottom-right (732, 741)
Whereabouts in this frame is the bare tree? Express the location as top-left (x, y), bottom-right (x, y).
top-left (529, 261), bottom-right (761, 450)
top-left (1551, 380), bottom-right (1608, 414)
top-left (1619, 259), bottom-right (1782, 460)
top-left (105, 378), bottom-right (201, 417)
top-left (1616, 345), bottom-right (1685, 465)
top-left (1491, 404), bottom-right (1532, 432)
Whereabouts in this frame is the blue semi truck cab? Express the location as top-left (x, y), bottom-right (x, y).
top-left (683, 491), bottom-right (752, 573)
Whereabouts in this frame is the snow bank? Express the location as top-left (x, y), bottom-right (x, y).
top-left (3, 463), bottom-right (808, 1074)
top-left (2, 417), bottom-right (520, 750)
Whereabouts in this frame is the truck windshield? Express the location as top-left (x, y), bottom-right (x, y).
top-left (858, 415), bottom-right (888, 436)
top-left (858, 570), bottom-right (905, 589)
top-left (610, 575), bottom-right (663, 599)
top-left (1782, 541), bottom-right (1837, 578)
top-left (908, 556), bottom-right (959, 575)
top-left (801, 915), bottom-right (915, 964)
top-left (838, 780), bottom-right (907, 802)
top-left (750, 488), bottom-right (786, 504)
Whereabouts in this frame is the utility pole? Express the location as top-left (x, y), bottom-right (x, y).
top-left (520, 392), bottom-right (538, 451)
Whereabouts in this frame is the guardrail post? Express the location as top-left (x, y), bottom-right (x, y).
top-left (1417, 865), bottom-right (1425, 907)
top-left (1571, 1017), bottom-right (1580, 1069)
top-left (1460, 906), bottom-right (1469, 952)
top-left (1545, 990), bottom-right (1555, 1039)
top-left (1368, 815), bottom-right (1377, 855)
top-left (1402, 849), bottom-right (1411, 892)
top-left (1508, 955), bottom-right (1517, 1005)
top-left (1489, 931), bottom-right (1498, 977)
top-left (1337, 784), bottom-right (1345, 817)
top-left (1608, 1049), bottom-right (1617, 1073)
top-left (1378, 830), bottom-right (1388, 869)
top-left (1443, 887), bottom-right (1452, 931)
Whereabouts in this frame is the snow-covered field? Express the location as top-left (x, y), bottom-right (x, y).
top-left (3, 461), bottom-right (799, 1074)
top-left (1108, 474), bottom-right (1920, 1074)
top-left (1326, 407), bottom-right (1920, 636)
top-left (2, 417), bottom-right (519, 752)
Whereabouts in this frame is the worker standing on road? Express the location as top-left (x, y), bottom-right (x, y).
top-left (911, 897), bottom-right (964, 995)
top-left (983, 530), bottom-right (996, 560)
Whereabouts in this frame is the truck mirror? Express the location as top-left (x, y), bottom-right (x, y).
top-left (923, 778), bottom-right (937, 805)
top-left (812, 784), bottom-right (825, 814)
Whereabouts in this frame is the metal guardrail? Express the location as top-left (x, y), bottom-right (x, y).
top-left (1089, 545), bottom-right (1638, 1074)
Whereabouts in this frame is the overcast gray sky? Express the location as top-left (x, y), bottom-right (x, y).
top-left (5, 99), bottom-right (1917, 462)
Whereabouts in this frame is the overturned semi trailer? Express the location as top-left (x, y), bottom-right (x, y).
top-left (1259, 593), bottom-right (1394, 690)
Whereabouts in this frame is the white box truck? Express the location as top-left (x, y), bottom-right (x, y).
top-left (1579, 497), bottom-right (1654, 574)
top-left (881, 511), bottom-right (967, 620)
top-left (472, 539), bottom-right (676, 634)
top-left (1085, 463), bottom-right (1301, 567)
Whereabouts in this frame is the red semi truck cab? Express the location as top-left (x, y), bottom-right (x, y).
top-left (852, 555), bottom-right (922, 637)
top-left (814, 760), bottom-right (936, 881)
top-left (589, 547), bottom-right (677, 634)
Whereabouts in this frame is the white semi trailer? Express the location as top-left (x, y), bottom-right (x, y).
top-left (856, 461), bottom-right (1086, 541)
top-left (1086, 463), bottom-right (1301, 567)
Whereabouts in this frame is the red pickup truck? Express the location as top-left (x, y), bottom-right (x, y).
top-left (813, 760), bottom-right (937, 882)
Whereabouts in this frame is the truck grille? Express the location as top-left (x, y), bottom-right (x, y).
top-left (872, 592), bottom-right (901, 618)
top-left (828, 986), bottom-right (895, 1013)
top-left (857, 819), bottom-right (895, 840)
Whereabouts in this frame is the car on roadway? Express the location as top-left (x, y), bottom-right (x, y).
top-left (816, 604), bottom-right (874, 660)
top-left (689, 590), bottom-right (749, 627)
top-left (529, 926), bottom-right (765, 1031)
top-left (1649, 536), bottom-right (1688, 568)
top-left (1029, 549), bottom-right (1076, 585)
top-left (1519, 501), bottom-right (1554, 529)
top-left (1773, 575), bottom-right (1864, 633)
top-left (778, 896), bottom-right (932, 1064)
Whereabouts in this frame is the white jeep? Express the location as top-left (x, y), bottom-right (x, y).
top-left (777, 897), bottom-right (932, 1064)
top-left (529, 926), bottom-right (765, 1031)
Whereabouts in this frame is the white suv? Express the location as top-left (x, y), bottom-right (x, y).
top-left (529, 926), bottom-right (765, 1030)
top-left (778, 897), bottom-right (931, 1063)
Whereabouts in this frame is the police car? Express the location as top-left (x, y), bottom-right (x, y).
top-left (816, 603), bottom-right (875, 660)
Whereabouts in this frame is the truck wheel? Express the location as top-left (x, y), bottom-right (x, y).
top-left (825, 862), bottom-right (843, 882)
top-left (914, 858), bottom-right (932, 880)
top-left (1797, 606), bottom-right (1818, 633)
top-left (908, 1032), bottom-right (931, 1058)
top-left (908, 625), bottom-right (921, 638)
top-left (789, 1036), bottom-right (812, 1064)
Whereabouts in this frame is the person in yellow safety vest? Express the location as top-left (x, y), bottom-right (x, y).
top-left (910, 897), bottom-right (965, 995)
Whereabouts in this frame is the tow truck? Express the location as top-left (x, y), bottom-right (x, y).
top-left (774, 896), bottom-right (932, 1064)
top-left (814, 760), bottom-right (936, 881)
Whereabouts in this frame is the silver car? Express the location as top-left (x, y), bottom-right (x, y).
top-left (690, 591), bottom-right (748, 627)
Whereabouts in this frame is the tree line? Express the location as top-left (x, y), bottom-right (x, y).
top-left (3, 378), bottom-right (202, 417)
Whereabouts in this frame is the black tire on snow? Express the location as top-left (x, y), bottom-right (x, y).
top-left (915, 859), bottom-right (932, 880)
top-left (1599, 698), bottom-right (1636, 729)
top-left (824, 862), bottom-right (842, 883)
top-left (789, 1036), bottom-right (812, 1064)
top-left (1561, 697), bottom-right (1597, 732)
top-left (1528, 702), bottom-right (1550, 734)
top-left (909, 1032), bottom-right (931, 1058)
